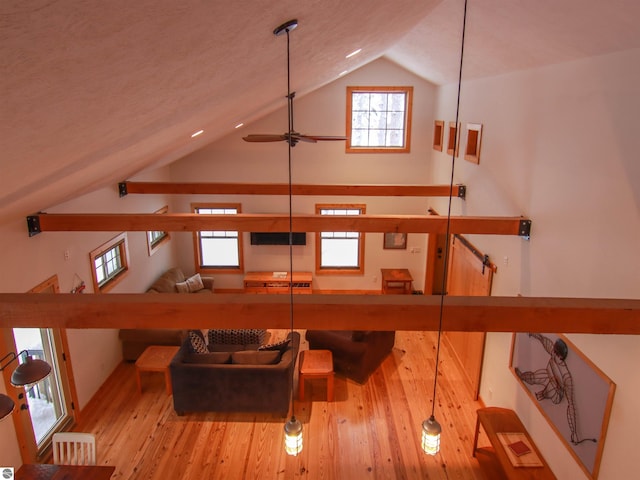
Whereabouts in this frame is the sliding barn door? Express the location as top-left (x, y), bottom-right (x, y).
top-left (444, 235), bottom-right (495, 400)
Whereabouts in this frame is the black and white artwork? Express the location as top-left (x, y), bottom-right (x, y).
top-left (510, 333), bottom-right (615, 480)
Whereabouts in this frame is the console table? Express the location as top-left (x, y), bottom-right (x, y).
top-left (380, 268), bottom-right (413, 294)
top-left (243, 271), bottom-right (312, 294)
top-left (472, 407), bottom-right (556, 479)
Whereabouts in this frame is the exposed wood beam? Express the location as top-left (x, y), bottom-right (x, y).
top-left (31, 213), bottom-right (530, 236)
top-left (119, 181), bottom-right (466, 198)
top-left (1, 294), bottom-right (638, 334)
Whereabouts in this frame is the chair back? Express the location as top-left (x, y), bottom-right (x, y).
top-left (52, 432), bottom-right (96, 465)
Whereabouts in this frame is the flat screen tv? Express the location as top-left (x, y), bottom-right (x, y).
top-left (250, 232), bottom-right (306, 246)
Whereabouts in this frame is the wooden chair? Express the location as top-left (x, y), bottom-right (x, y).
top-left (52, 432), bottom-right (96, 465)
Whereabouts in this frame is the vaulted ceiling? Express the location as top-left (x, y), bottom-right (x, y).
top-left (2, 0), bottom-right (639, 226)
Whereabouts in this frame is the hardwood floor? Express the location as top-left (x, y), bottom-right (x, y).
top-left (75, 331), bottom-right (490, 479)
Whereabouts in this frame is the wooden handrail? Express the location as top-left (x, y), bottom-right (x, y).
top-left (1, 294), bottom-right (638, 334)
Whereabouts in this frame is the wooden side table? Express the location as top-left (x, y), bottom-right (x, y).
top-left (381, 268), bottom-right (413, 294)
top-left (135, 345), bottom-right (179, 395)
top-left (472, 407), bottom-right (557, 479)
top-left (299, 349), bottom-right (334, 401)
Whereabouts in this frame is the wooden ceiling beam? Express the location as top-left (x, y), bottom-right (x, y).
top-left (1, 294), bottom-right (638, 334)
top-left (30, 213), bottom-right (530, 236)
top-left (119, 181), bottom-right (466, 198)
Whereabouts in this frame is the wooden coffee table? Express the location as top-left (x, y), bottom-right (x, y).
top-left (299, 349), bottom-right (334, 401)
top-left (135, 345), bottom-right (179, 395)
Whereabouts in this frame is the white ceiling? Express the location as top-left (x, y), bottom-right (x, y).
top-left (2, 0), bottom-right (639, 225)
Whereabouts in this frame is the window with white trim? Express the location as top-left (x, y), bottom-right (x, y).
top-left (192, 203), bottom-right (243, 273)
top-left (316, 204), bottom-right (365, 274)
top-left (89, 232), bottom-right (129, 292)
top-left (346, 86), bottom-right (413, 153)
top-left (146, 205), bottom-right (170, 256)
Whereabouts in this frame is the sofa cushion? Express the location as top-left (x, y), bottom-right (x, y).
top-left (258, 338), bottom-right (290, 352)
top-left (147, 267), bottom-right (186, 293)
top-left (208, 344), bottom-right (246, 353)
top-left (187, 330), bottom-right (208, 354)
top-left (184, 352), bottom-right (231, 364)
top-left (231, 350), bottom-right (281, 365)
top-left (208, 329), bottom-right (267, 345)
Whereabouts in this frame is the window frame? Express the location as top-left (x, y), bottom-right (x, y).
top-left (346, 86), bottom-right (413, 153)
top-left (146, 205), bottom-right (171, 256)
top-left (89, 232), bottom-right (130, 293)
top-left (315, 203), bottom-right (366, 275)
top-left (192, 202), bottom-right (244, 274)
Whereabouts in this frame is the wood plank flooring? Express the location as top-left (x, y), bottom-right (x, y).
top-left (74, 331), bottom-right (490, 479)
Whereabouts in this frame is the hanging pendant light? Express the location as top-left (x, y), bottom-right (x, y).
top-left (284, 416), bottom-right (303, 455)
top-left (0, 394), bottom-right (15, 421)
top-left (421, 0), bottom-right (468, 456)
top-left (0, 350), bottom-right (52, 420)
top-left (273, 18), bottom-right (304, 456)
top-left (422, 415), bottom-right (442, 455)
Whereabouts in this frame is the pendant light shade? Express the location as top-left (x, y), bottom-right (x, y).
top-left (10, 355), bottom-right (52, 388)
top-left (0, 394), bottom-right (15, 421)
top-left (284, 416), bottom-right (303, 456)
top-left (421, 415), bottom-right (442, 455)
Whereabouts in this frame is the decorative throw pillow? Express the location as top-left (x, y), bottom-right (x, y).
top-left (187, 330), bottom-right (208, 354)
top-left (231, 350), bottom-right (281, 365)
top-left (175, 281), bottom-right (190, 293)
top-left (185, 273), bottom-right (204, 292)
top-left (258, 338), bottom-right (290, 352)
top-left (208, 329), bottom-right (267, 345)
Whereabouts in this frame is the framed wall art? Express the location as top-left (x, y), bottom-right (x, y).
top-left (383, 232), bottom-right (407, 250)
top-left (510, 333), bottom-right (615, 479)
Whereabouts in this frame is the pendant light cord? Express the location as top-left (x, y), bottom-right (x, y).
top-left (431, 0), bottom-right (468, 418)
top-left (286, 26), bottom-right (296, 419)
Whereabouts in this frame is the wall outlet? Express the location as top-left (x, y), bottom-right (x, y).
top-left (410, 247), bottom-right (421, 253)
top-left (64, 249), bottom-right (70, 260)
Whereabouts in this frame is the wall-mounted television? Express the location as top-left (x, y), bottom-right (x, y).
top-left (250, 232), bottom-right (306, 246)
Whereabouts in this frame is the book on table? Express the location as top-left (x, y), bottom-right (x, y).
top-left (507, 440), bottom-right (531, 456)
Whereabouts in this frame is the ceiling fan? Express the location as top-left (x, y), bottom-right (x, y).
top-left (242, 19), bottom-right (348, 147)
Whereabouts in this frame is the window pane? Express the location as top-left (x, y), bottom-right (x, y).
top-left (321, 238), bottom-right (359, 267)
top-left (348, 88), bottom-right (410, 150)
top-left (200, 237), bottom-right (239, 267)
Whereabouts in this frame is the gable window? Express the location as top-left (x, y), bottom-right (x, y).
top-left (315, 204), bottom-right (365, 275)
top-left (147, 205), bottom-right (170, 256)
top-left (89, 232), bottom-right (129, 293)
top-left (346, 86), bottom-right (413, 153)
top-left (192, 203), bottom-right (243, 273)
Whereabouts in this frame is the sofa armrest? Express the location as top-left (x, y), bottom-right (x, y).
top-left (201, 276), bottom-right (215, 292)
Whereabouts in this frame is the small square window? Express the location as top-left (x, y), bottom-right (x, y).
top-left (346, 86), bottom-right (413, 153)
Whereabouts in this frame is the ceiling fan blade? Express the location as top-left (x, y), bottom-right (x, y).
top-left (301, 135), bottom-right (348, 142)
top-left (242, 134), bottom-right (287, 143)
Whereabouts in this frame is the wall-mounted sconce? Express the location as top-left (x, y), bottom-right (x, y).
top-left (0, 351), bottom-right (52, 420)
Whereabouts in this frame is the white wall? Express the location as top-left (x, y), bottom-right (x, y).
top-left (433, 48), bottom-right (640, 479)
top-left (0, 167), bottom-right (176, 467)
top-left (169, 58), bottom-right (438, 292)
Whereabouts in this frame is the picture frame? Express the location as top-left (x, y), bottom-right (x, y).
top-left (510, 333), bottom-right (615, 479)
top-left (383, 232), bottom-right (407, 250)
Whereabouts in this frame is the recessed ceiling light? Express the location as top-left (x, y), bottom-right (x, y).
top-left (235, 123), bottom-right (244, 129)
top-left (338, 70), bottom-right (348, 77)
top-left (191, 130), bottom-right (204, 138)
top-left (345, 48), bottom-right (361, 59)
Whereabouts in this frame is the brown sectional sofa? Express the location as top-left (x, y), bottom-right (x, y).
top-left (119, 267), bottom-right (214, 361)
top-left (170, 331), bottom-right (300, 416)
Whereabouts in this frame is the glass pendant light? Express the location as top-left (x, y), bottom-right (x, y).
top-left (284, 416), bottom-right (303, 456)
top-left (421, 0), bottom-right (468, 456)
